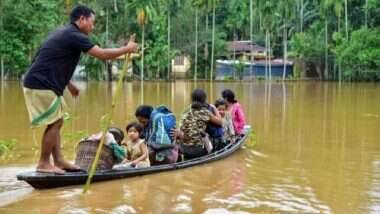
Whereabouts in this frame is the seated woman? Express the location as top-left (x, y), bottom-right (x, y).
top-left (178, 89), bottom-right (223, 159)
top-left (121, 122), bottom-right (150, 168)
top-left (135, 105), bottom-right (178, 165)
top-left (222, 89), bottom-right (246, 136)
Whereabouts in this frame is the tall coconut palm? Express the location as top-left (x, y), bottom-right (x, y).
top-left (65, 0), bottom-right (72, 15)
top-left (261, 0), bottom-right (275, 80)
top-left (278, 0), bottom-right (295, 80)
top-left (98, 0), bottom-right (116, 81)
top-left (192, 0), bottom-right (208, 80)
top-left (332, 0), bottom-right (343, 31)
top-left (250, 0), bottom-right (254, 77)
top-left (137, 9), bottom-right (146, 80)
top-left (300, 0), bottom-right (304, 32)
top-left (344, 0), bottom-right (348, 39)
top-left (331, 0), bottom-right (343, 81)
top-left (129, 0), bottom-right (160, 80)
top-left (320, 0), bottom-right (332, 80)
top-left (202, 0), bottom-right (213, 79)
top-left (114, 0), bottom-right (118, 12)
top-left (210, 0), bottom-right (217, 80)
top-left (365, 0), bottom-right (368, 28)
top-left (166, 0), bottom-right (181, 80)
top-left (167, 2), bottom-right (171, 80)
top-left (195, 7), bottom-right (199, 80)
top-left (0, 0), bottom-right (3, 82)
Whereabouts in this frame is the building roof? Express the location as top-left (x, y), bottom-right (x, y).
top-left (227, 41), bottom-right (265, 53)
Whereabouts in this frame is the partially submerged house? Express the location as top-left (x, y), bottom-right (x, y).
top-left (216, 59), bottom-right (294, 80)
top-left (226, 40), bottom-right (267, 61)
top-left (171, 55), bottom-right (190, 79)
top-left (216, 40), bottom-right (293, 80)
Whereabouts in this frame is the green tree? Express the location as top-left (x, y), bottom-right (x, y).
top-left (334, 28), bottom-right (380, 81)
top-left (0, 0), bottom-right (62, 78)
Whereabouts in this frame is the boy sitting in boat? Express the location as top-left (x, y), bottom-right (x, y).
top-left (135, 105), bottom-right (179, 165)
top-left (120, 122), bottom-right (150, 168)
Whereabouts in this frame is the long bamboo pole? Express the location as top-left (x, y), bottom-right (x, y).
top-left (167, 3), bottom-right (171, 80)
top-left (83, 35), bottom-right (135, 194)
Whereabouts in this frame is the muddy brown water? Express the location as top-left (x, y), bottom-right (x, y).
top-left (0, 81), bottom-right (379, 213)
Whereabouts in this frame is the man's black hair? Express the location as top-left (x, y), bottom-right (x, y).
top-left (70, 5), bottom-right (95, 23)
top-left (135, 105), bottom-right (154, 119)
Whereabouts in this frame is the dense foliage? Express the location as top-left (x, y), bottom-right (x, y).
top-left (0, 0), bottom-right (379, 81)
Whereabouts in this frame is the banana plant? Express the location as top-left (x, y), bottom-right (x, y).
top-left (129, 0), bottom-right (160, 80)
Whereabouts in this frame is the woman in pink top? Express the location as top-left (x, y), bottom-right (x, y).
top-left (222, 89), bottom-right (246, 135)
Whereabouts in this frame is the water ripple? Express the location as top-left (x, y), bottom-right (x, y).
top-left (0, 166), bottom-right (34, 207)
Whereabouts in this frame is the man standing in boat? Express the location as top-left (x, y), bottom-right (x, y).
top-left (23, 5), bottom-right (138, 174)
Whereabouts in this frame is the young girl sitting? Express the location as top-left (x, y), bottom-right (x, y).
top-left (122, 122), bottom-right (150, 168)
top-left (222, 89), bottom-right (246, 136)
top-left (215, 99), bottom-right (236, 143)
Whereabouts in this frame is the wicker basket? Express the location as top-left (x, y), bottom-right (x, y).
top-left (74, 140), bottom-right (115, 171)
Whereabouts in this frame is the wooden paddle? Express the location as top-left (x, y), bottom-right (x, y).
top-left (83, 34), bottom-right (135, 194)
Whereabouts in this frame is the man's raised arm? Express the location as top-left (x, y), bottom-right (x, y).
top-left (87, 34), bottom-right (137, 60)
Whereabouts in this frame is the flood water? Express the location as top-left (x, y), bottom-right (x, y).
top-left (0, 80), bottom-right (380, 213)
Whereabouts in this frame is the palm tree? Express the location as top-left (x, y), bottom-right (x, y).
top-left (210, 0), bottom-right (217, 80)
top-left (278, 0), bottom-right (295, 80)
top-left (65, 0), bottom-right (72, 15)
top-left (332, 0), bottom-right (343, 31)
top-left (332, 0), bottom-right (345, 81)
top-left (129, 0), bottom-right (161, 80)
top-left (166, 0), bottom-right (181, 80)
top-left (0, 0), bottom-right (3, 82)
top-left (261, 0), bottom-right (275, 80)
top-left (192, 0), bottom-right (212, 79)
top-left (344, 0), bottom-right (348, 39)
top-left (195, 7), bottom-right (199, 80)
top-left (114, 0), bottom-right (118, 12)
top-left (300, 0), bottom-right (304, 32)
top-left (98, 0), bottom-right (116, 81)
top-left (250, 0), bottom-right (254, 77)
top-left (137, 9), bottom-right (146, 80)
top-left (167, 2), bottom-right (171, 80)
top-left (192, 0), bottom-right (207, 80)
top-left (320, 0), bottom-right (332, 80)
top-left (365, 0), bottom-right (368, 28)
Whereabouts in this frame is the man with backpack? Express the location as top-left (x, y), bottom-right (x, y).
top-left (135, 105), bottom-right (179, 165)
